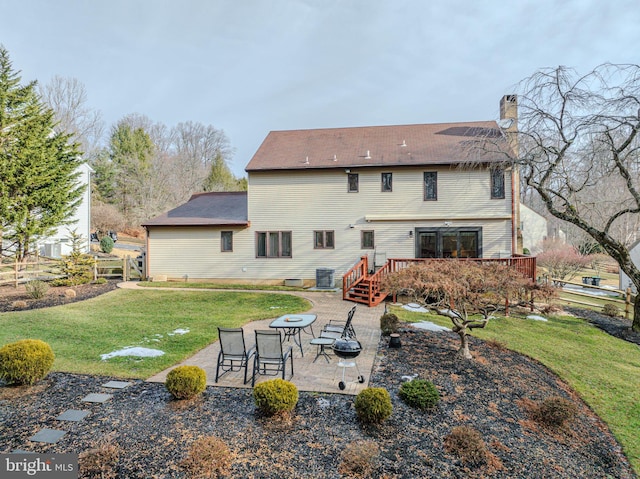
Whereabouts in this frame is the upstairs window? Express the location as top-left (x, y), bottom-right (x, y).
top-left (381, 172), bottom-right (392, 192)
top-left (491, 168), bottom-right (505, 199)
top-left (314, 230), bottom-right (335, 249)
top-left (348, 173), bottom-right (359, 192)
top-left (424, 172), bottom-right (437, 200)
top-left (221, 231), bottom-right (233, 252)
top-left (256, 231), bottom-right (292, 258)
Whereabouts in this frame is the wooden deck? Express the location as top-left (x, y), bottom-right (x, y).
top-left (146, 289), bottom-right (385, 396)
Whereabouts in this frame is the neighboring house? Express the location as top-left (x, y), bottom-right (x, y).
top-left (143, 96), bottom-right (522, 289)
top-left (520, 204), bottom-right (547, 255)
top-left (37, 162), bottom-right (93, 258)
top-left (620, 239), bottom-right (640, 293)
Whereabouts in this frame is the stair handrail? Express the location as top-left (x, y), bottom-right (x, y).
top-left (366, 261), bottom-right (390, 305)
top-left (342, 256), bottom-right (368, 300)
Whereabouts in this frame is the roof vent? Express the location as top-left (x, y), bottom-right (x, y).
top-left (333, 154), bottom-right (337, 161)
top-left (304, 156), bottom-right (309, 164)
top-left (365, 150), bottom-right (371, 159)
top-left (401, 140), bottom-right (407, 147)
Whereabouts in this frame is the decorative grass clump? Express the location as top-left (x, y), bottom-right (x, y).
top-left (180, 436), bottom-right (233, 478)
top-left (338, 440), bottom-right (380, 477)
top-left (25, 280), bottom-right (49, 299)
top-left (532, 396), bottom-right (578, 428)
top-left (0, 339), bottom-right (55, 385)
top-left (379, 313), bottom-right (399, 335)
top-left (165, 365), bottom-right (207, 399)
top-left (399, 378), bottom-right (440, 410)
top-left (354, 387), bottom-right (392, 424)
top-left (253, 378), bottom-right (298, 416)
top-left (444, 426), bottom-right (488, 466)
top-left (602, 303), bottom-right (620, 318)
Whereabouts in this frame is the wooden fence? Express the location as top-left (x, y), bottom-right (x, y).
top-left (0, 256), bottom-right (144, 287)
top-left (548, 276), bottom-right (636, 320)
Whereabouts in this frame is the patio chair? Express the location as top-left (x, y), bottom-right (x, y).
top-left (320, 306), bottom-right (357, 340)
top-left (215, 327), bottom-right (255, 384)
top-left (252, 329), bottom-right (294, 386)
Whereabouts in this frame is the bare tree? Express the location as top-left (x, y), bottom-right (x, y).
top-left (474, 65), bottom-right (640, 331)
top-left (39, 76), bottom-right (104, 157)
top-left (382, 261), bottom-right (535, 359)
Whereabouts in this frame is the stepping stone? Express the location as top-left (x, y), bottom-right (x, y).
top-left (81, 393), bottom-right (113, 403)
top-left (11, 449), bottom-right (35, 454)
top-left (102, 380), bottom-right (131, 389)
top-left (56, 409), bottom-right (90, 422)
top-left (29, 428), bottom-right (66, 444)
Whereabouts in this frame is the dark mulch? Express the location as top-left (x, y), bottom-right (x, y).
top-left (0, 280), bottom-right (119, 313)
top-left (0, 327), bottom-right (635, 478)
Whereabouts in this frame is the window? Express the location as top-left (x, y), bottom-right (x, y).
top-left (221, 231), bottom-right (233, 252)
top-left (416, 228), bottom-right (482, 258)
top-left (361, 230), bottom-right (375, 249)
top-left (314, 230), bottom-right (335, 249)
top-left (424, 172), bottom-right (437, 200)
top-left (491, 168), bottom-right (505, 199)
top-left (348, 173), bottom-right (359, 192)
top-left (256, 231), bottom-right (292, 258)
top-left (381, 172), bottom-right (392, 192)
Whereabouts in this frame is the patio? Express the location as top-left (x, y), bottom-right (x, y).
top-left (147, 290), bottom-right (385, 395)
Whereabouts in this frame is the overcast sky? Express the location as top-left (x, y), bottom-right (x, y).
top-left (1, 0), bottom-right (639, 177)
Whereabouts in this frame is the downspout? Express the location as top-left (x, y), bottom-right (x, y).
top-left (511, 167), bottom-right (516, 256)
top-left (144, 226), bottom-right (149, 280)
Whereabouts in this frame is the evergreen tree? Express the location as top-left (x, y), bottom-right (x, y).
top-left (202, 152), bottom-right (247, 192)
top-left (0, 47), bottom-right (85, 261)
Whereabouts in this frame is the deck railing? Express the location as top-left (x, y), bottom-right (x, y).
top-left (343, 255), bottom-right (537, 305)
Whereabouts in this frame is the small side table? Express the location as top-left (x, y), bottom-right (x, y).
top-left (310, 338), bottom-right (334, 363)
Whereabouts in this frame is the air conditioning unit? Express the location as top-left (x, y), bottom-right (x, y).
top-left (315, 268), bottom-right (335, 289)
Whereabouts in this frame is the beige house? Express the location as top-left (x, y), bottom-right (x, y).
top-left (143, 96), bottom-right (521, 290)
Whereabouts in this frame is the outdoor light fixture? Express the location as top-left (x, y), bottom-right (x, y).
top-left (408, 230), bottom-right (413, 237)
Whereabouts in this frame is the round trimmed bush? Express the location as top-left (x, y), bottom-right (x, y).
top-left (380, 313), bottom-right (399, 335)
top-left (165, 365), bottom-right (207, 399)
top-left (100, 235), bottom-right (114, 254)
top-left (253, 378), bottom-right (298, 416)
top-left (399, 378), bottom-right (440, 410)
top-left (0, 339), bottom-right (55, 385)
top-left (354, 387), bottom-right (392, 424)
top-left (444, 426), bottom-right (488, 465)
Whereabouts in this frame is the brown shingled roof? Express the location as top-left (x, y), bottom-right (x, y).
top-left (245, 121), bottom-right (506, 171)
top-left (142, 192), bottom-right (248, 227)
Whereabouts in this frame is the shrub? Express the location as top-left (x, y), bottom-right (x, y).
top-left (0, 339), bottom-right (55, 385)
top-left (165, 365), bottom-right (207, 399)
top-left (444, 426), bottom-right (488, 466)
top-left (338, 440), bottom-right (380, 477)
top-left (379, 313), bottom-right (399, 335)
top-left (399, 378), bottom-right (440, 410)
top-left (602, 303), bottom-right (620, 318)
top-left (64, 289), bottom-right (77, 299)
top-left (25, 280), bottom-right (49, 299)
top-left (94, 277), bottom-right (108, 285)
top-left (180, 436), bottom-right (233, 478)
top-left (532, 396), bottom-right (578, 427)
top-left (354, 387), bottom-right (392, 424)
top-left (11, 300), bottom-right (28, 310)
top-left (253, 378), bottom-right (298, 416)
top-left (78, 441), bottom-right (120, 479)
top-left (100, 236), bottom-right (115, 254)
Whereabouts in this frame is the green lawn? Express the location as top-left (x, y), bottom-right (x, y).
top-left (137, 281), bottom-right (308, 292)
top-left (390, 305), bottom-right (640, 473)
top-left (0, 289), bottom-right (310, 378)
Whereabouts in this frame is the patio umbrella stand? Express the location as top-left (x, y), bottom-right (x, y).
top-left (332, 337), bottom-right (365, 390)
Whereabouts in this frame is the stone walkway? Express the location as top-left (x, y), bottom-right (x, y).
top-left (117, 282), bottom-right (385, 395)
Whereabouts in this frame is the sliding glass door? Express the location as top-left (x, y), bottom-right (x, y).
top-left (415, 228), bottom-right (481, 258)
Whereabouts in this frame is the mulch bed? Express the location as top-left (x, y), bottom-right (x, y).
top-left (0, 285), bottom-right (636, 477)
top-left (0, 280), bottom-right (119, 313)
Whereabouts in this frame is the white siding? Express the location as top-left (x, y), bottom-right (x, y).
top-left (148, 166), bottom-right (514, 282)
